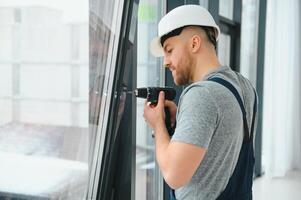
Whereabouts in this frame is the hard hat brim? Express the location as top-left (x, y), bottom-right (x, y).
top-left (150, 36), bottom-right (164, 57)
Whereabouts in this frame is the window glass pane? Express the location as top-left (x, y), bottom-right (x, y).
top-left (89, 0), bottom-right (124, 198)
top-left (240, 0), bottom-right (259, 86)
top-left (0, 1), bottom-right (88, 199)
top-left (199, 0), bottom-right (209, 9)
top-left (219, 0), bottom-right (234, 19)
top-left (218, 33), bottom-right (231, 67)
top-left (136, 1), bottom-right (163, 200)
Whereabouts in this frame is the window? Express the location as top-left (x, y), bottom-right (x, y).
top-left (218, 33), bottom-right (231, 67)
top-left (219, 0), bottom-right (234, 20)
top-left (88, 0), bottom-right (126, 199)
top-left (136, 0), bottom-right (164, 200)
top-left (0, 1), bottom-right (88, 199)
top-left (240, 0), bottom-right (260, 85)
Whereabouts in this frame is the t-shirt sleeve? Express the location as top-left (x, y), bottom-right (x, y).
top-left (171, 85), bottom-right (219, 148)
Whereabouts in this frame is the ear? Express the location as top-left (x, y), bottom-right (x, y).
top-left (190, 35), bottom-right (202, 53)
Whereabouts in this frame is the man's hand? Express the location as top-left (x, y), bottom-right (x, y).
top-left (143, 91), bottom-right (166, 131)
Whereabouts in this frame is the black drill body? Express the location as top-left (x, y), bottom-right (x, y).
top-left (134, 87), bottom-right (176, 105)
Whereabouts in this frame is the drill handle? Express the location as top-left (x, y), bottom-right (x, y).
top-left (164, 107), bottom-right (175, 136)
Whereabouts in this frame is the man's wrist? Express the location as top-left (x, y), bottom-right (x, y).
top-left (152, 122), bottom-right (169, 138)
top-left (154, 121), bottom-right (166, 133)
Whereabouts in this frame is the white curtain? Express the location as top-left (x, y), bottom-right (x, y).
top-left (263, 0), bottom-right (301, 177)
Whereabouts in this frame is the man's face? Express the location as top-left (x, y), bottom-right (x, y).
top-left (162, 34), bottom-right (192, 86)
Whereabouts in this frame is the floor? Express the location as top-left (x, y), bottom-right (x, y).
top-left (253, 170), bottom-right (301, 200)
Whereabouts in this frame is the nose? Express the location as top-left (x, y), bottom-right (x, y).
top-left (163, 55), bottom-right (171, 68)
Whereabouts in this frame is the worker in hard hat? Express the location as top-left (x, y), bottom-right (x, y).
top-left (143, 5), bottom-right (258, 200)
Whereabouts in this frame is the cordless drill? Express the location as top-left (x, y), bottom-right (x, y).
top-left (134, 87), bottom-right (176, 136)
top-left (134, 87), bottom-right (176, 105)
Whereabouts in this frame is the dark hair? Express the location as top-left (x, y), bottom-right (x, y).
top-left (160, 25), bottom-right (217, 49)
top-left (201, 26), bottom-right (217, 49)
top-left (160, 26), bottom-right (187, 47)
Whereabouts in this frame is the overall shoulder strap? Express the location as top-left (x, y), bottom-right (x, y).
top-left (208, 77), bottom-right (256, 141)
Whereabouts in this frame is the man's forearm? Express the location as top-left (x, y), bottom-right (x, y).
top-left (154, 123), bottom-right (172, 180)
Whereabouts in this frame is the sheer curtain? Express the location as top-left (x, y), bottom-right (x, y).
top-left (263, 0), bottom-right (301, 177)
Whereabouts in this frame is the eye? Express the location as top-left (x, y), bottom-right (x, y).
top-left (167, 48), bottom-right (173, 53)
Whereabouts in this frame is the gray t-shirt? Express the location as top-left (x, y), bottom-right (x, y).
top-left (171, 66), bottom-right (257, 200)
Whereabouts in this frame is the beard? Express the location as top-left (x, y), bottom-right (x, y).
top-left (172, 52), bottom-right (192, 86)
top-left (173, 70), bottom-right (189, 85)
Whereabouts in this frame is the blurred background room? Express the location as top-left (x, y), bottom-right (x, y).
top-left (0, 0), bottom-right (300, 199)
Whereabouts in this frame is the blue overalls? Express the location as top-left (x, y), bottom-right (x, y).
top-left (170, 77), bottom-right (257, 200)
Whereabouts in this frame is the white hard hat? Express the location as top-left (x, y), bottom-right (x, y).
top-left (150, 5), bottom-right (220, 57)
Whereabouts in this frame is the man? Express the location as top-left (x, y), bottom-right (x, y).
top-left (143, 5), bottom-right (257, 200)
